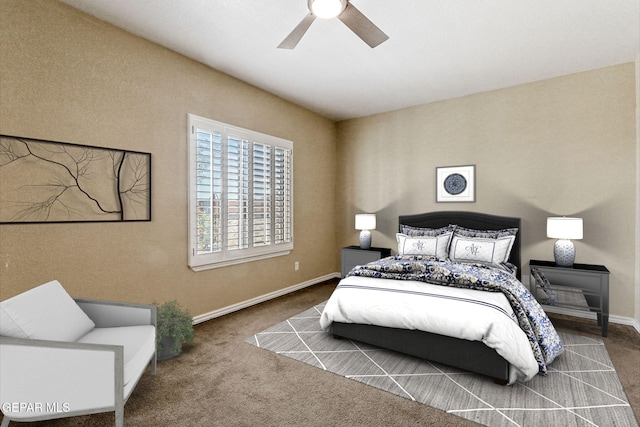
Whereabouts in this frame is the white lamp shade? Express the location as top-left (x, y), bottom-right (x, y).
top-left (309, 0), bottom-right (345, 19)
top-left (355, 214), bottom-right (376, 230)
top-left (547, 217), bottom-right (583, 240)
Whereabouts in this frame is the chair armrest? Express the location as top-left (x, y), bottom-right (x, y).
top-left (0, 336), bottom-right (123, 421)
top-left (75, 299), bottom-right (156, 328)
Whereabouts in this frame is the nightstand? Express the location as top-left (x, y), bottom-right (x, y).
top-left (341, 246), bottom-right (392, 278)
top-left (529, 260), bottom-right (610, 336)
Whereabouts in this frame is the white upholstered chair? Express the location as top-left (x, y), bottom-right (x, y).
top-left (0, 280), bottom-right (156, 427)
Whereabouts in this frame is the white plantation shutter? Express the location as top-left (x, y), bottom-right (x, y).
top-left (252, 142), bottom-right (271, 247)
top-left (226, 135), bottom-right (250, 251)
top-left (194, 128), bottom-right (223, 254)
top-left (188, 115), bottom-right (293, 270)
top-left (274, 146), bottom-right (292, 245)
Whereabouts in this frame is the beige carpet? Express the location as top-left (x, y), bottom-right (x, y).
top-left (2, 279), bottom-right (638, 426)
top-left (246, 301), bottom-right (638, 427)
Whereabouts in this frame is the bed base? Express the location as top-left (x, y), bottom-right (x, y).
top-left (330, 322), bottom-right (510, 383)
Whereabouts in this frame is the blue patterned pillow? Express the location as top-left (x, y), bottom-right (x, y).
top-left (451, 225), bottom-right (518, 239)
top-left (400, 224), bottom-right (455, 237)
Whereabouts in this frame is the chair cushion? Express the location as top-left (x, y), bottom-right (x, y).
top-left (0, 280), bottom-right (95, 342)
top-left (78, 325), bottom-right (155, 387)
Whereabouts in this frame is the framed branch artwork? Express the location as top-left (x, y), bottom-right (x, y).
top-left (0, 135), bottom-right (151, 223)
top-left (436, 165), bottom-right (475, 203)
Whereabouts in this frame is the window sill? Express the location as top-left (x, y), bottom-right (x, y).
top-left (189, 249), bottom-right (292, 272)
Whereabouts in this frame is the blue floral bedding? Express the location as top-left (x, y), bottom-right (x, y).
top-left (347, 255), bottom-right (564, 375)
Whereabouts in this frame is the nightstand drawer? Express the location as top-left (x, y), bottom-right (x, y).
top-left (539, 268), bottom-right (604, 293)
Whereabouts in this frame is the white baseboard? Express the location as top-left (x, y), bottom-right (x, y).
top-left (192, 272), bottom-right (640, 337)
top-left (543, 306), bottom-right (640, 335)
top-left (192, 272), bottom-right (341, 325)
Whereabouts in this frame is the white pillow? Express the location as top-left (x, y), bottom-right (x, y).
top-left (449, 235), bottom-right (516, 267)
top-left (0, 280), bottom-right (95, 342)
top-left (396, 233), bottom-right (452, 259)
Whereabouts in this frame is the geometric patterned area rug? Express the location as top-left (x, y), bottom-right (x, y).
top-left (245, 302), bottom-right (638, 427)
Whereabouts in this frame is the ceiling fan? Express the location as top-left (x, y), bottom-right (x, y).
top-left (278, 0), bottom-right (389, 49)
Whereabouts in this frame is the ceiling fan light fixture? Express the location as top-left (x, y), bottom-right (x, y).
top-left (279, 0), bottom-right (388, 49)
top-left (309, 0), bottom-right (345, 19)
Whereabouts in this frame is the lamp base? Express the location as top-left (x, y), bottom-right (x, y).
top-left (359, 230), bottom-right (372, 249)
top-left (553, 239), bottom-right (575, 267)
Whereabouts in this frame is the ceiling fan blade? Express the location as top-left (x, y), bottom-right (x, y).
top-left (338, 2), bottom-right (388, 48)
top-left (278, 13), bottom-right (316, 49)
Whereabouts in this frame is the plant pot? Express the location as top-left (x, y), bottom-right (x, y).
top-left (157, 335), bottom-right (182, 361)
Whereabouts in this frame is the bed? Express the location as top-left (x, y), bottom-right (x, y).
top-left (320, 211), bottom-right (563, 384)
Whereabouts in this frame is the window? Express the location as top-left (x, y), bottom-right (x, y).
top-left (188, 114), bottom-right (293, 271)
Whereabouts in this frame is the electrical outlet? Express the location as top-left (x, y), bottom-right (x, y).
top-left (294, 261), bottom-right (299, 271)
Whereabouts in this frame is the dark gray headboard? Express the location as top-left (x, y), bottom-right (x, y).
top-left (398, 211), bottom-right (522, 280)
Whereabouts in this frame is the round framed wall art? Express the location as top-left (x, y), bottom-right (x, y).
top-left (435, 165), bottom-right (475, 202)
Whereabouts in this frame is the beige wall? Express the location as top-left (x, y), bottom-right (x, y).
top-left (0, 0), bottom-right (337, 317)
top-left (336, 63), bottom-right (638, 320)
top-left (0, 1), bottom-right (637, 324)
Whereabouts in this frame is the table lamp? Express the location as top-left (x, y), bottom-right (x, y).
top-left (547, 217), bottom-right (583, 267)
top-left (355, 214), bottom-right (376, 249)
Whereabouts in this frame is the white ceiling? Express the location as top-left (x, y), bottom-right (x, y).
top-left (60, 0), bottom-right (639, 121)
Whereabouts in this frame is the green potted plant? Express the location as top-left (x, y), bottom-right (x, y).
top-left (154, 300), bottom-right (195, 361)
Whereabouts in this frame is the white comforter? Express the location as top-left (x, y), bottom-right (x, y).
top-left (319, 275), bottom-right (539, 384)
